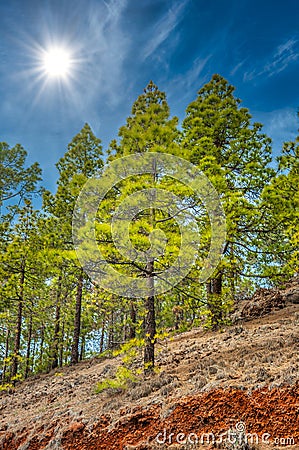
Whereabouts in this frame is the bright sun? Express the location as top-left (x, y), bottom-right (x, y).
top-left (43, 47), bottom-right (71, 78)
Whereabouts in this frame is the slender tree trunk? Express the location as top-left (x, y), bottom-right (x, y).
top-left (59, 320), bottom-right (65, 367)
top-left (32, 336), bottom-right (36, 370)
top-left (129, 301), bottom-right (136, 339)
top-left (1, 328), bottom-right (10, 383)
top-left (11, 267), bottom-right (25, 380)
top-left (100, 319), bottom-right (105, 353)
top-left (206, 272), bottom-right (223, 330)
top-left (80, 336), bottom-right (85, 361)
top-left (229, 243), bottom-right (236, 299)
top-left (71, 271), bottom-right (83, 365)
top-left (50, 275), bottom-right (62, 370)
top-left (25, 313), bottom-right (33, 378)
top-left (144, 261), bottom-right (156, 374)
top-left (108, 311), bottom-right (114, 349)
top-left (39, 324), bottom-right (45, 366)
top-left (144, 159), bottom-right (157, 374)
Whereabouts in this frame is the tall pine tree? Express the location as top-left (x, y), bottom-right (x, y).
top-left (183, 74), bottom-right (274, 328)
top-left (44, 123), bottom-right (103, 365)
top-left (96, 82), bottom-right (185, 372)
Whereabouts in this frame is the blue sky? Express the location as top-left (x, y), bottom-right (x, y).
top-left (0, 0), bottom-right (298, 192)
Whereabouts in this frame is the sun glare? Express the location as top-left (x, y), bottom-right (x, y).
top-left (43, 47), bottom-right (71, 78)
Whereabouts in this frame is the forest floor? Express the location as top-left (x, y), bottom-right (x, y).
top-left (1, 279), bottom-right (299, 450)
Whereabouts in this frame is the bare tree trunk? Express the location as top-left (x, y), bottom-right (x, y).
top-left (39, 324), bottom-right (45, 366)
top-left (100, 319), bottom-right (105, 353)
top-left (32, 335), bottom-right (36, 369)
top-left (71, 271), bottom-right (83, 365)
top-left (144, 158), bottom-right (157, 374)
top-left (80, 336), bottom-right (85, 361)
top-left (206, 272), bottom-right (223, 330)
top-left (25, 313), bottom-right (33, 378)
top-left (59, 320), bottom-right (65, 367)
top-left (144, 260), bottom-right (156, 374)
top-left (129, 301), bottom-right (136, 339)
top-left (50, 275), bottom-right (62, 370)
top-left (108, 311), bottom-right (114, 349)
top-left (1, 328), bottom-right (10, 383)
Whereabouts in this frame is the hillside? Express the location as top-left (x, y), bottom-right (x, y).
top-left (1, 281), bottom-right (299, 450)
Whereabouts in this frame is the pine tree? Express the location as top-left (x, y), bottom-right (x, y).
top-left (261, 119), bottom-right (299, 280)
top-left (94, 82), bottom-right (192, 372)
top-left (183, 74), bottom-right (274, 328)
top-left (0, 142), bottom-right (41, 209)
top-left (44, 123), bottom-right (103, 365)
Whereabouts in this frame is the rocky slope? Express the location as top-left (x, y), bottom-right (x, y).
top-left (1, 280), bottom-right (299, 449)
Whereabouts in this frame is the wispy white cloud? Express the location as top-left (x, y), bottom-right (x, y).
top-left (264, 108), bottom-right (298, 135)
top-left (263, 38), bottom-right (299, 76)
top-left (230, 59), bottom-right (246, 76)
top-left (167, 55), bottom-right (211, 104)
top-left (61, 0), bottom-right (131, 133)
top-left (257, 107), bottom-right (298, 155)
top-left (142, 0), bottom-right (190, 61)
top-left (74, 0), bottom-right (130, 111)
top-left (244, 38), bottom-right (299, 81)
top-left (174, 55), bottom-right (210, 89)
